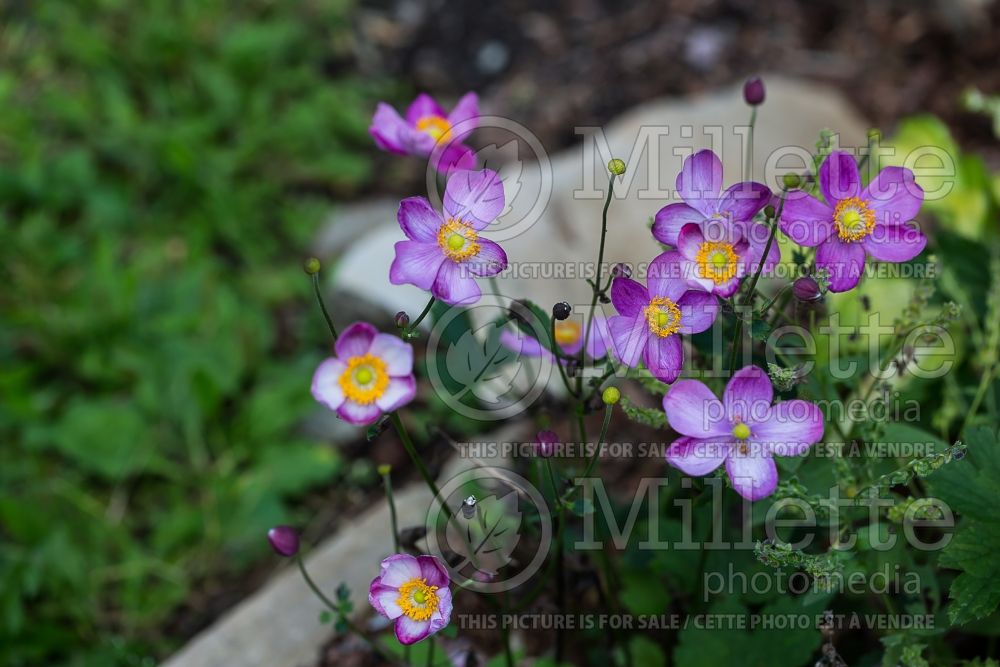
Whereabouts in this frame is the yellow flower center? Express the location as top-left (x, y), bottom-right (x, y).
top-left (554, 320), bottom-right (582, 346)
top-left (337, 354), bottom-right (389, 405)
top-left (833, 197), bottom-right (876, 242)
top-left (397, 578), bottom-right (440, 622)
top-left (416, 115), bottom-right (452, 143)
top-left (437, 218), bottom-right (480, 262)
top-left (644, 296), bottom-right (682, 338)
top-left (694, 241), bottom-right (738, 284)
top-left (732, 422), bottom-right (751, 441)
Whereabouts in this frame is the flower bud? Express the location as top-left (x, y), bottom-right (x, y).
top-left (304, 257), bottom-right (321, 275)
top-left (782, 173), bottom-right (801, 190)
top-left (792, 276), bottom-right (822, 302)
top-left (764, 204), bottom-right (776, 219)
top-left (267, 526), bottom-right (300, 557)
top-left (602, 386), bottom-right (621, 405)
top-left (536, 430), bottom-right (558, 457)
top-left (611, 262), bottom-right (632, 278)
top-left (394, 311), bottom-right (410, 329)
top-left (743, 77), bottom-right (765, 106)
top-left (377, 463), bottom-right (392, 476)
top-left (608, 158), bottom-right (626, 176)
top-left (552, 302), bottom-right (572, 321)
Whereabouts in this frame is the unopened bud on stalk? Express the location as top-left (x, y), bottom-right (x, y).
top-left (394, 311), bottom-right (410, 329)
top-left (608, 158), bottom-right (627, 176)
top-left (611, 263), bottom-right (632, 278)
top-left (267, 526), bottom-right (300, 557)
top-left (792, 276), bottom-right (823, 302)
top-left (552, 302), bottom-right (572, 321)
top-left (377, 464), bottom-right (392, 476)
top-left (743, 76), bottom-right (765, 106)
top-left (304, 257), bottom-right (321, 275)
top-left (536, 430), bottom-right (558, 457)
top-left (602, 386), bottom-right (621, 405)
top-left (764, 205), bottom-right (776, 219)
top-left (782, 173), bottom-right (801, 190)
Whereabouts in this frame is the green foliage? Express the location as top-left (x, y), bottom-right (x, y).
top-left (928, 427), bottom-right (1000, 625)
top-left (619, 395), bottom-right (668, 429)
top-left (0, 0), bottom-right (385, 663)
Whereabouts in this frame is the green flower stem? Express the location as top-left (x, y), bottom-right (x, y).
top-left (745, 107), bottom-right (757, 180)
top-left (560, 404), bottom-right (613, 507)
top-left (407, 296), bottom-right (436, 334)
top-left (295, 556), bottom-right (399, 665)
top-left (312, 272), bottom-right (339, 342)
top-left (389, 412), bottom-right (449, 520)
top-left (380, 469), bottom-right (400, 553)
top-left (579, 173), bottom-right (616, 392)
top-left (728, 192), bottom-right (786, 374)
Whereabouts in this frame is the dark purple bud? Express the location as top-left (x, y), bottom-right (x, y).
top-left (267, 525), bottom-right (300, 557)
top-left (793, 277), bottom-right (822, 302)
top-left (536, 430), bottom-right (558, 457)
top-left (611, 263), bottom-right (632, 278)
top-left (552, 302), bottom-right (572, 321)
top-left (743, 76), bottom-right (765, 106)
top-left (394, 311), bottom-right (410, 329)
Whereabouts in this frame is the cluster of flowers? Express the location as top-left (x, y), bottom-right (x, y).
top-left (298, 87), bottom-right (928, 644)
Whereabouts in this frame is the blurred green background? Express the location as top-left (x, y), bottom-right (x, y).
top-left (0, 1), bottom-right (390, 664)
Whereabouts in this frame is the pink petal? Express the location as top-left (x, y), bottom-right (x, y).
top-left (369, 334), bottom-right (414, 376)
top-left (395, 616), bottom-right (432, 645)
top-left (723, 365), bottom-right (773, 423)
top-left (368, 580), bottom-right (403, 619)
top-left (405, 93), bottom-right (445, 125)
top-left (608, 314), bottom-right (649, 367)
top-left (726, 453), bottom-right (778, 501)
top-left (417, 555), bottom-right (450, 588)
top-left (337, 400), bottom-right (383, 426)
top-left (819, 151), bottom-right (860, 203)
top-left (369, 103), bottom-right (411, 155)
top-left (311, 358), bottom-right (347, 411)
top-left (610, 277), bottom-right (649, 317)
top-left (676, 149), bottom-right (723, 217)
top-left (718, 181), bottom-right (771, 221)
top-left (862, 223), bottom-right (927, 262)
top-left (652, 203), bottom-right (705, 246)
top-left (379, 554), bottom-right (422, 587)
top-left (816, 237), bottom-right (866, 292)
top-left (778, 193), bottom-right (834, 247)
top-left (432, 141), bottom-right (477, 175)
top-left (644, 333), bottom-right (684, 384)
top-left (585, 317), bottom-right (612, 359)
top-left (663, 379), bottom-right (728, 438)
top-left (444, 169), bottom-right (504, 229)
top-left (432, 587), bottom-right (453, 630)
top-left (753, 400), bottom-right (825, 456)
top-left (466, 239), bottom-right (508, 277)
top-left (676, 222), bottom-right (705, 259)
top-left (446, 92), bottom-right (479, 140)
top-left (666, 436), bottom-right (731, 476)
top-left (499, 329), bottom-right (553, 361)
top-left (678, 290), bottom-right (719, 334)
top-left (335, 322), bottom-right (377, 359)
top-left (390, 241), bottom-right (446, 291)
top-left (735, 219), bottom-right (781, 273)
top-left (398, 197), bottom-right (443, 242)
top-left (862, 166), bottom-right (923, 224)
top-left (432, 261), bottom-right (482, 305)
top-left (647, 251), bottom-right (690, 302)
top-left (375, 375), bottom-right (416, 412)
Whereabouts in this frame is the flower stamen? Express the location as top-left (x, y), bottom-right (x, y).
top-left (694, 241), bottom-right (738, 284)
top-left (416, 115), bottom-right (452, 143)
top-left (833, 197), bottom-right (876, 242)
top-left (554, 321), bottom-right (582, 347)
top-left (644, 296), bottom-right (682, 338)
top-left (437, 218), bottom-right (480, 262)
top-left (338, 354), bottom-right (389, 405)
top-left (397, 577), bottom-right (440, 622)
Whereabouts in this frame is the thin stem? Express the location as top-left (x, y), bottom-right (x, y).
top-left (744, 107), bottom-right (757, 181)
top-left (312, 272), bottom-right (338, 341)
top-left (560, 404), bottom-right (612, 507)
top-left (389, 412), bottom-right (449, 519)
top-left (381, 470), bottom-right (400, 553)
top-left (961, 363), bottom-right (995, 435)
top-left (579, 173), bottom-right (616, 391)
top-left (427, 638), bottom-right (435, 667)
top-left (408, 296), bottom-right (436, 334)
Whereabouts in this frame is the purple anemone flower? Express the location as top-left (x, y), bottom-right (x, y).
top-left (608, 251), bottom-right (719, 384)
top-left (652, 149), bottom-right (777, 275)
top-left (311, 322), bottom-right (416, 426)
top-left (499, 316), bottom-right (611, 364)
top-left (673, 218), bottom-right (753, 298)
top-left (664, 365), bottom-right (824, 500)
top-left (390, 169), bottom-right (507, 305)
top-left (368, 553), bottom-right (453, 645)
top-left (370, 93), bottom-right (478, 173)
top-left (778, 151), bottom-right (926, 292)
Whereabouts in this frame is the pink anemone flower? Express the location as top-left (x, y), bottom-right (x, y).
top-left (369, 93), bottom-right (478, 173)
top-left (368, 553), bottom-right (453, 645)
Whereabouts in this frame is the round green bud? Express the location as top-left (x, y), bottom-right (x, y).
top-left (608, 158), bottom-right (626, 176)
top-left (782, 173), bottom-right (801, 190)
top-left (377, 464), bottom-right (392, 476)
top-left (602, 386), bottom-right (621, 405)
top-left (867, 128), bottom-right (882, 141)
top-left (764, 205), bottom-right (776, 219)
top-left (304, 257), bottom-right (321, 275)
